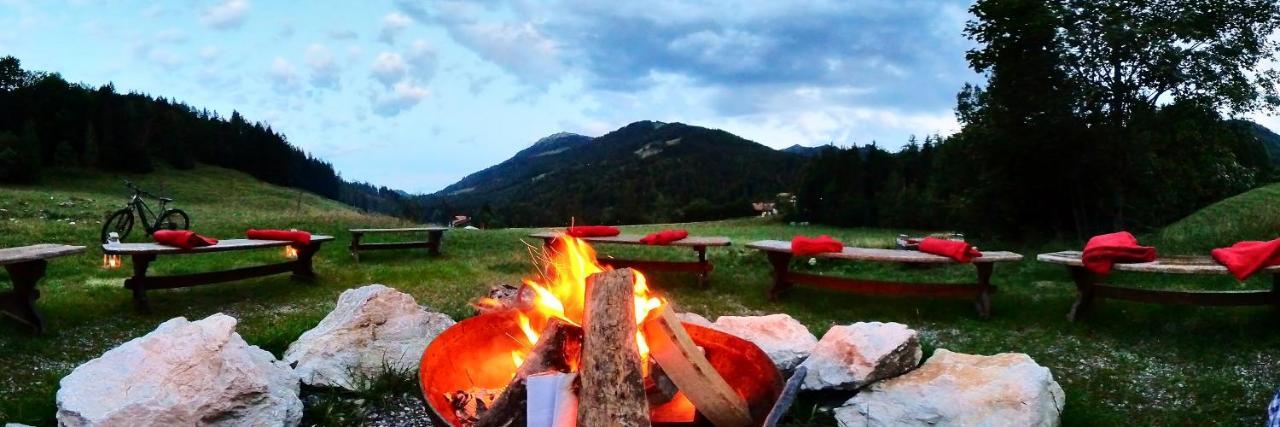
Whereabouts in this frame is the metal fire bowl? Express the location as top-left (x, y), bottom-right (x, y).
top-left (419, 310), bottom-right (784, 426)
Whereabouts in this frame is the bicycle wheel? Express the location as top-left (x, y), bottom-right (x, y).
top-left (156, 209), bottom-right (190, 232)
top-left (101, 209), bottom-right (134, 243)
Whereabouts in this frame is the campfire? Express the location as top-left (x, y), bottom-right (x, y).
top-left (420, 235), bottom-right (782, 426)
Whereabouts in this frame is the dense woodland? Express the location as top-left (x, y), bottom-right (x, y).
top-left (3, 0), bottom-right (1280, 238)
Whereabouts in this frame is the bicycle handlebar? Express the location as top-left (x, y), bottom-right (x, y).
top-left (122, 179), bottom-right (163, 200)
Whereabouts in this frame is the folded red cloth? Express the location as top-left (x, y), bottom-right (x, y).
top-left (1211, 239), bottom-right (1280, 281)
top-left (247, 229), bottom-right (312, 244)
top-left (1081, 231), bottom-right (1156, 274)
top-left (918, 237), bottom-right (982, 263)
top-left (153, 230), bottom-right (218, 249)
top-left (566, 225), bottom-right (620, 238)
top-left (640, 229), bottom-right (689, 245)
top-left (791, 235), bottom-right (844, 256)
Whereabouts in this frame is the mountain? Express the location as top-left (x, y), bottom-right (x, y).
top-left (780, 144), bottom-right (829, 157)
top-left (423, 121), bottom-right (808, 226)
top-left (1234, 120), bottom-right (1280, 166)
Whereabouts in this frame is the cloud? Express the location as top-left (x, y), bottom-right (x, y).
top-left (329, 29), bottom-right (358, 40)
top-left (201, 0), bottom-right (249, 30)
top-left (305, 43), bottom-right (341, 89)
top-left (371, 80), bottom-right (429, 116)
top-left (405, 39), bottom-right (437, 82)
top-left (378, 11), bottom-right (413, 45)
top-left (199, 46), bottom-right (222, 63)
top-left (268, 57), bottom-right (302, 93)
top-left (370, 51), bottom-right (408, 87)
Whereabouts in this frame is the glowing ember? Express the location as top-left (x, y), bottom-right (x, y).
top-left (102, 254), bottom-right (122, 269)
top-left (510, 235), bottom-right (665, 370)
top-left (283, 245), bottom-right (299, 259)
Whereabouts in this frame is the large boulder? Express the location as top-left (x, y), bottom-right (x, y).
top-left (284, 284), bottom-right (454, 390)
top-left (799, 322), bottom-right (921, 391)
top-left (676, 312), bottom-right (715, 328)
top-left (713, 314), bottom-right (817, 371)
top-left (55, 314), bottom-right (302, 427)
top-left (835, 349), bottom-right (1065, 426)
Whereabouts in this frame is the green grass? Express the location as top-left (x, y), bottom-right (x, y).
top-left (1153, 182), bottom-right (1280, 253)
top-left (2, 166), bottom-right (1279, 426)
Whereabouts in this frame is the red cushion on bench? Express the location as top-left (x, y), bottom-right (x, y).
top-left (247, 229), bottom-right (312, 244)
top-left (640, 229), bottom-right (689, 245)
top-left (1211, 239), bottom-right (1280, 281)
top-left (153, 230), bottom-right (218, 249)
top-left (918, 237), bottom-right (982, 263)
top-left (567, 225), bottom-right (620, 238)
top-left (791, 235), bottom-right (843, 256)
top-left (1081, 231), bottom-right (1156, 274)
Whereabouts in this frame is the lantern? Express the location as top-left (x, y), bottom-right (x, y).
top-left (284, 245), bottom-right (298, 259)
top-left (103, 254), bottom-right (122, 269)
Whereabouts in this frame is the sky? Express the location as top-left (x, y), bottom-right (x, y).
top-left (12, 0), bottom-right (1260, 194)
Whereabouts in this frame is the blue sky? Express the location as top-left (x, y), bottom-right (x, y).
top-left (5, 0), bottom-right (997, 192)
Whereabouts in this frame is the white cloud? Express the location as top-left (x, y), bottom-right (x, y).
top-left (405, 39), bottom-right (438, 82)
top-left (378, 12), bottom-right (413, 45)
top-left (305, 43), bottom-right (341, 89)
top-left (329, 29), bottom-right (358, 40)
top-left (199, 46), bottom-right (222, 63)
top-left (372, 80), bottom-right (430, 116)
top-left (201, 0), bottom-right (249, 30)
top-left (268, 57), bottom-right (302, 93)
top-left (370, 51), bottom-right (408, 86)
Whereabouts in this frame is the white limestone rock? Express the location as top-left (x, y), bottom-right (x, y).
top-left (55, 314), bottom-right (302, 427)
top-left (800, 322), bottom-right (921, 391)
top-left (676, 312), bottom-right (715, 328)
top-left (713, 314), bottom-right (817, 371)
top-left (284, 284), bottom-right (454, 390)
top-left (835, 349), bottom-right (1065, 426)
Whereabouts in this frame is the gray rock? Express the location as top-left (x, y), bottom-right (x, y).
top-left (55, 314), bottom-right (302, 426)
top-left (713, 314), bottom-right (817, 371)
top-left (835, 349), bottom-right (1065, 426)
top-left (800, 322), bottom-right (921, 391)
top-left (284, 284), bottom-right (454, 390)
top-left (676, 312), bottom-right (715, 328)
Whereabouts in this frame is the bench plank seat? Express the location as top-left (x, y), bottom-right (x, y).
top-left (348, 227), bottom-right (446, 260)
top-left (746, 240), bottom-right (1024, 318)
top-left (1037, 250), bottom-right (1280, 321)
top-left (103, 236), bottom-right (333, 313)
top-left (529, 231), bottom-right (732, 287)
top-left (1, 244), bottom-right (85, 334)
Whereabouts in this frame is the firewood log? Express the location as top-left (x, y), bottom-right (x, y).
top-left (642, 305), bottom-right (752, 427)
top-left (578, 268), bottom-right (651, 427)
top-left (476, 317), bottom-right (582, 427)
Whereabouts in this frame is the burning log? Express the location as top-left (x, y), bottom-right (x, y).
top-left (642, 305), bottom-right (752, 427)
top-left (475, 317), bottom-right (583, 427)
top-left (644, 362), bottom-right (680, 406)
top-left (578, 268), bottom-right (651, 427)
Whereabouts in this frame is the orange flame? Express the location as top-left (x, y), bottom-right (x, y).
top-left (510, 234), bottom-right (664, 371)
top-left (102, 254), bottom-right (122, 269)
top-left (283, 245), bottom-right (299, 259)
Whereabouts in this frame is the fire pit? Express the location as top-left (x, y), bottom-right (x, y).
top-left (418, 236), bottom-right (784, 426)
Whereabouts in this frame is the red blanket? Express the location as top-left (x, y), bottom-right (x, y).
top-left (640, 229), bottom-right (689, 245)
top-left (153, 230), bottom-right (218, 250)
top-left (918, 237), bottom-right (982, 263)
top-left (791, 235), bottom-right (844, 256)
top-left (1211, 239), bottom-right (1280, 281)
top-left (247, 229), bottom-right (312, 244)
top-left (566, 225), bottom-right (620, 238)
top-left (1081, 231), bottom-right (1156, 274)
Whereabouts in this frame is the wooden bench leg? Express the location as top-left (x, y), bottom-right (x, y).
top-left (428, 230), bottom-right (444, 256)
top-left (694, 246), bottom-right (710, 288)
top-left (292, 242), bottom-right (321, 280)
top-left (1067, 266), bottom-right (1097, 322)
top-left (974, 263), bottom-right (993, 319)
top-left (349, 232), bottom-right (362, 262)
top-left (3, 260), bottom-right (48, 333)
top-left (126, 254), bottom-right (156, 314)
top-left (766, 252), bottom-right (793, 300)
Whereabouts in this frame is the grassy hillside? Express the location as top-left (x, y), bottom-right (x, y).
top-left (1153, 182), bottom-right (1280, 253)
top-left (2, 167), bottom-right (1279, 425)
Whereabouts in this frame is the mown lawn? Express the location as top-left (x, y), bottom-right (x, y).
top-left (1, 167), bottom-right (1278, 426)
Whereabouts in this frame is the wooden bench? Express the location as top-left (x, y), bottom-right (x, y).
top-left (103, 236), bottom-right (333, 313)
top-left (747, 240), bottom-right (1024, 318)
top-left (0, 244), bottom-right (85, 333)
top-left (349, 227), bottom-right (447, 261)
top-left (529, 232), bottom-right (731, 287)
top-left (1038, 251), bottom-right (1280, 321)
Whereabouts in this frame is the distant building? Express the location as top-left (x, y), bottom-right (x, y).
top-left (451, 215), bottom-right (471, 228)
top-left (752, 202), bottom-right (778, 217)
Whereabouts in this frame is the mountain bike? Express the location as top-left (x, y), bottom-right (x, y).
top-left (100, 180), bottom-right (190, 243)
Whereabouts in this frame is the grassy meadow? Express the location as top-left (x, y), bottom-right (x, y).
top-left (1, 166), bottom-right (1278, 426)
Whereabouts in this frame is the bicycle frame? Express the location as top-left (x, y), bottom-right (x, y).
top-left (129, 192), bottom-right (165, 232)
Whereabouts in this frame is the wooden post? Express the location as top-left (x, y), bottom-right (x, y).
top-left (1067, 266), bottom-right (1096, 322)
top-left (2, 260), bottom-right (48, 333)
top-left (349, 232), bottom-right (363, 262)
top-left (695, 246), bottom-right (710, 287)
top-left (578, 268), bottom-right (650, 427)
top-left (428, 229), bottom-right (444, 255)
top-left (126, 254), bottom-right (156, 314)
top-left (642, 305), bottom-right (752, 427)
top-left (291, 242), bottom-right (320, 280)
top-left (476, 318), bottom-right (582, 427)
top-left (974, 263), bottom-right (993, 319)
top-left (765, 252), bottom-right (793, 300)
